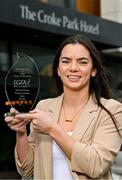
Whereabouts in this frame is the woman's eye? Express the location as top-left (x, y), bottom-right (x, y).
top-left (79, 60), bottom-right (88, 64)
top-left (62, 60), bottom-right (70, 64)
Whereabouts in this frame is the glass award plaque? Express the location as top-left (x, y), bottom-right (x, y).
top-left (4, 52), bottom-right (40, 116)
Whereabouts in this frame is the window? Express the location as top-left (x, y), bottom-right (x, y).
top-left (0, 41), bottom-right (9, 72)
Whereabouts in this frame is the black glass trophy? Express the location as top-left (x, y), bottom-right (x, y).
top-left (4, 52), bottom-right (40, 117)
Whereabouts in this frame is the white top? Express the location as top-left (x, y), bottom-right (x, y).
top-left (53, 132), bottom-right (74, 180)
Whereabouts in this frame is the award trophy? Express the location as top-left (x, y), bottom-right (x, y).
top-left (4, 52), bottom-right (40, 117)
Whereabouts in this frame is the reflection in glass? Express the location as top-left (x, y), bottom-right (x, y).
top-left (5, 52), bottom-right (40, 113)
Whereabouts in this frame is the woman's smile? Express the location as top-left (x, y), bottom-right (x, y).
top-left (67, 75), bottom-right (81, 82)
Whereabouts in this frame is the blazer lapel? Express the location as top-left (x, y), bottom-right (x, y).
top-left (47, 94), bottom-right (64, 123)
top-left (72, 95), bottom-right (98, 141)
top-left (41, 94), bottom-right (64, 179)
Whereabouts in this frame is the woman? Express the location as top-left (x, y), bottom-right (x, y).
top-left (5, 34), bottom-right (122, 179)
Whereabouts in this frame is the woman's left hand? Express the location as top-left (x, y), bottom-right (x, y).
top-left (15, 109), bottom-right (54, 135)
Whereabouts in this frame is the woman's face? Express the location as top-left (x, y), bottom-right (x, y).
top-left (57, 43), bottom-right (96, 92)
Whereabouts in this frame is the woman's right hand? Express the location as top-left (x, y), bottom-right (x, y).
top-left (4, 108), bottom-right (29, 134)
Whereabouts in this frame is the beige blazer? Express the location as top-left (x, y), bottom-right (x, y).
top-left (15, 94), bottom-right (122, 179)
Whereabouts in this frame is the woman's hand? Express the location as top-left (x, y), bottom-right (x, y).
top-left (15, 109), bottom-right (54, 135)
top-left (4, 108), bottom-right (29, 134)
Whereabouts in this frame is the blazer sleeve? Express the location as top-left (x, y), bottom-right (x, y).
top-left (15, 123), bottom-right (36, 178)
top-left (71, 100), bottom-right (122, 178)
top-left (15, 99), bottom-right (50, 177)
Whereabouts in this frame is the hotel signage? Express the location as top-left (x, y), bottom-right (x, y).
top-left (0, 0), bottom-right (122, 46)
top-left (19, 5), bottom-right (99, 36)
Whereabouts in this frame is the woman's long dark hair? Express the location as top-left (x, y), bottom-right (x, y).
top-left (52, 34), bottom-right (120, 135)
